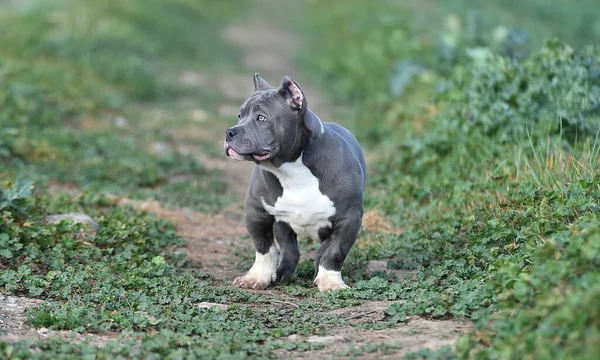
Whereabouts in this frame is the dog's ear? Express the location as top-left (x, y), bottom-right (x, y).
top-left (253, 73), bottom-right (273, 92)
top-left (278, 76), bottom-right (305, 111)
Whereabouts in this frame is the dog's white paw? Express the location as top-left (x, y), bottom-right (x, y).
top-left (314, 266), bottom-right (350, 291)
top-left (233, 245), bottom-right (278, 290)
top-left (233, 274), bottom-right (272, 290)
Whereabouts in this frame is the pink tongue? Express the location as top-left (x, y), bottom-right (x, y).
top-left (227, 148), bottom-right (246, 161)
top-left (253, 153), bottom-right (270, 161)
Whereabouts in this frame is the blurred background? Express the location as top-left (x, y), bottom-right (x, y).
top-left (1, 0), bottom-right (598, 195)
top-left (1, 0), bottom-right (598, 203)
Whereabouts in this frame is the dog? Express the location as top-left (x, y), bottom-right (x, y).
top-left (224, 74), bottom-right (366, 291)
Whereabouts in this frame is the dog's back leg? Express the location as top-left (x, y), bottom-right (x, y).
top-left (274, 222), bottom-right (300, 282)
top-left (313, 213), bottom-right (362, 291)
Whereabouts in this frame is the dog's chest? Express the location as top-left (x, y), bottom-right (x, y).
top-left (260, 156), bottom-right (336, 240)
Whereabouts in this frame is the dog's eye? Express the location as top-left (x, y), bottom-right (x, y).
top-left (257, 115), bottom-right (266, 122)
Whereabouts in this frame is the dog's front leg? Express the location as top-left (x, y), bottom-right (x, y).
top-left (233, 213), bottom-right (277, 290)
top-left (314, 213), bottom-right (362, 291)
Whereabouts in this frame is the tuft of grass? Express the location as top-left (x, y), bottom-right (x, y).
top-left (519, 130), bottom-right (600, 194)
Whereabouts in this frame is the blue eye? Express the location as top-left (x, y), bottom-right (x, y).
top-left (257, 115), bottom-right (266, 121)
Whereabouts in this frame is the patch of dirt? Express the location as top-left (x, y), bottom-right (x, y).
top-left (328, 301), bottom-right (396, 324)
top-left (179, 70), bottom-right (210, 87)
top-left (365, 260), bottom-right (419, 280)
top-left (221, 20), bottom-right (329, 119)
top-left (47, 180), bottom-right (80, 195)
top-left (109, 196), bottom-right (250, 282)
top-left (278, 312), bottom-right (471, 359)
top-left (0, 295), bottom-right (118, 346)
top-left (362, 209), bottom-right (404, 235)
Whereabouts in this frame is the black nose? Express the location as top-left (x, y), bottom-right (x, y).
top-left (226, 127), bottom-right (237, 140)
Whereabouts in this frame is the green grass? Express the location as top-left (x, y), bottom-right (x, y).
top-left (0, 0), bottom-right (247, 212)
top-left (2, 0), bottom-right (600, 358)
top-left (0, 185), bottom-right (345, 358)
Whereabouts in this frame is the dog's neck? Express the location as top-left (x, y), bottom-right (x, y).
top-left (267, 109), bottom-right (326, 168)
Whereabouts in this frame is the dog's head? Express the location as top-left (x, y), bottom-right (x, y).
top-left (224, 74), bottom-right (309, 164)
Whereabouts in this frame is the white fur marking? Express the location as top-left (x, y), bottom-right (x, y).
top-left (314, 266), bottom-right (349, 291)
top-left (260, 154), bottom-right (335, 240)
top-left (234, 245), bottom-right (278, 289)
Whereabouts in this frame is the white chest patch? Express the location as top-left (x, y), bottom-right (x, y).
top-left (260, 154), bottom-right (336, 240)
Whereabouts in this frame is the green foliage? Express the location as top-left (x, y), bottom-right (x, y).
top-left (439, 40), bottom-right (600, 143)
top-left (0, 191), bottom-right (344, 358)
top-left (7, 129), bottom-right (227, 212)
top-left (286, 1), bottom-right (600, 359)
top-left (0, 59), bottom-right (119, 128)
top-left (0, 0), bottom-right (238, 212)
top-left (0, 180), bottom-right (33, 214)
top-left (2, 328), bottom-right (326, 360)
top-left (459, 215), bottom-right (600, 359)
top-left (0, 0), bottom-right (246, 105)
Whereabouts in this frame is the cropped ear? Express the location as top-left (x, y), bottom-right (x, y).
top-left (253, 73), bottom-right (273, 92)
top-left (277, 76), bottom-right (305, 111)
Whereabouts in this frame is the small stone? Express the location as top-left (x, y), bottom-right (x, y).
top-left (366, 260), bottom-right (418, 280)
top-left (198, 302), bottom-right (229, 310)
top-left (287, 334), bottom-right (300, 341)
top-left (366, 260), bottom-right (388, 274)
top-left (37, 328), bottom-right (49, 335)
top-left (44, 213), bottom-right (100, 235)
top-left (306, 335), bottom-right (346, 344)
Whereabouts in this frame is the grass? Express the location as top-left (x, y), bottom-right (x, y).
top-left (0, 0), bottom-right (251, 212)
top-left (2, 0), bottom-right (600, 359)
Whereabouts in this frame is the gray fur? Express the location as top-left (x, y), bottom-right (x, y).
top-left (225, 74), bottom-right (366, 289)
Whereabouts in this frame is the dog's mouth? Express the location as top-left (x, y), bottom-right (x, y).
top-left (251, 152), bottom-right (271, 161)
top-left (224, 142), bottom-right (271, 162)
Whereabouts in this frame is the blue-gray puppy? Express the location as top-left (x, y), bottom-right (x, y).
top-left (224, 74), bottom-right (366, 291)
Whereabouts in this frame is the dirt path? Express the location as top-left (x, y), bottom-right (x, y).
top-left (169, 10), bottom-right (471, 359)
